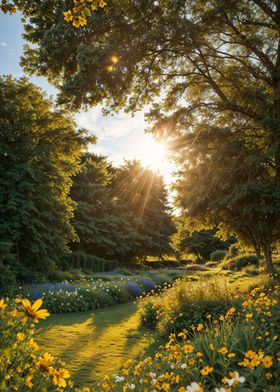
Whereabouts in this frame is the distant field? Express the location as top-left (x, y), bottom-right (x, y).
top-left (36, 303), bottom-right (162, 386)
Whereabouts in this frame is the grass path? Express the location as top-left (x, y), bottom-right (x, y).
top-left (36, 303), bottom-right (161, 386)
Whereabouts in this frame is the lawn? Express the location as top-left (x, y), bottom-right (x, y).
top-left (36, 303), bottom-right (162, 386)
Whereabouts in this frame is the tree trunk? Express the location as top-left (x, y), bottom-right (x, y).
top-left (262, 243), bottom-right (275, 273)
top-left (254, 244), bottom-right (261, 262)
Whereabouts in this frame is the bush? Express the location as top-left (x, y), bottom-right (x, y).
top-left (210, 249), bottom-right (227, 261)
top-left (226, 243), bottom-right (240, 259)
top-left (63, 252), bottom-right (108, 272)
top-left (0, 262), bottom-right (16, 293)
top-left (46, 269), bottom-right (73, 282)
top-left (114, 267), bottom-right (133, 276)
top-left (140, 278), bottom-right (156, 292)
top-left (234, 255), bottom-right (259, 270)
top-left (138, 277), bottom-right (240, 336)
top-left (126, 282), bottom-right (142, 298)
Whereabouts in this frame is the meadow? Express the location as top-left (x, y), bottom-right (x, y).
top-left (1, 257), bottom-right (280, 391)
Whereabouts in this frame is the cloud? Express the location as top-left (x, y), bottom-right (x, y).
top-left (75, 106), bottom-right (146, 141)
top-left (0, 42), bottom-right (7, 47)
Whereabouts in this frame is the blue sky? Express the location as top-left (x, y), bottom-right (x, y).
top-left (0, 11), bottom-right (175, 182)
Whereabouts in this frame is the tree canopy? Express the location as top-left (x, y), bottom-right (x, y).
top-left (0, 76), bottom-right (91, 271)
top-left (11, 0), bottom-right (280, 271)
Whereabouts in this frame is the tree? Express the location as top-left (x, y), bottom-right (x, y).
top-left (111, 160), bottom-right (175, 260)
top-left (70, 153), bottom-right (140, 262)
top-left (0, 76), bottom-right (91, 271)
top-left (8, 0), bottom-right (280, 271)
top-left (171, 218), bottom-right (230, 261)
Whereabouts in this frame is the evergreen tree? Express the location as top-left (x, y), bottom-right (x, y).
top-left (112, 160), bottom-right (175, 260)
top-left (0, 76), bottom-right (91, 271)
top-left (70, 153), bottom-right (140, 261)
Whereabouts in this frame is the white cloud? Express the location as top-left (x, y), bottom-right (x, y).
top-left (75, 106), bottom-right (146, 141)
top-left (87, 143), bottom-right (106, 156)
top-left (0, 42), bottom-right (7, 47)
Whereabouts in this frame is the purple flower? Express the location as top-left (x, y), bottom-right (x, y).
top-left (127, 282), bottom-right (142, 297)
top-left (140, 278), bottom-right (156, 291)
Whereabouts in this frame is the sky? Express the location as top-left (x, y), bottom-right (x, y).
top-left (0, 11), bottom-right (175, 184)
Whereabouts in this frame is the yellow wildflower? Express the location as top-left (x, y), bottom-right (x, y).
top-left (0, 299), bottom-right (7, 309)
top-left (99, 0), bottom-right (107, 8)
top-left (200, 366), bottom-right (213, 375)
top-left (21, 299), bottom-right (49, 323)
top-left (182, 344), bottom-right (194, 353)
top-left (63, 10), bottom-right (73, 22)
top-left (37, 352), bottom-right (54, 373)
top-left (218, 347), bottom-right (228, 355)
top-left (24, 376), bottom-right (33, 388)
top-left (53, 368), bottom-right (70, 387)
top-left (16, 332), bottom-right (25, 341)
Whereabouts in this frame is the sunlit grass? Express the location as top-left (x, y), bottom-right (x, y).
top-left (36, 303), bottom-right (162, 386)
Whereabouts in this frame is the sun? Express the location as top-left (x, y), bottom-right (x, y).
top-left (137, 135), bottom-right (171, 175)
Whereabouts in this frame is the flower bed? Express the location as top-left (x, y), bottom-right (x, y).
top-left (17, 272), bottom-right (179, 314)
top-left (99, 285), bottom-right (280, 391)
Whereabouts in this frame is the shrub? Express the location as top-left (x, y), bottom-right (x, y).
top-left (46, 269), bottom-right (73, 282)
top-left (234, 255), bottom-right (259, 270)
top-left (210, 249), bottom-right (227, 261)
top-left (126, 282), bottom-right (142, 298)
top-left (226, 243), bottom-right (240, 259)
top-left (140, 278), bottom-right (156, 292)
top-left (0, 262), bottom-right (16, 293)
top-left (114, 267), bottom-right (133, 276)
top-left (138, 277), bottom-right (240, 336)
top-left (147, 272), bottom-right (172, 286)
top-left (63, 252), bottom-right (108, 272)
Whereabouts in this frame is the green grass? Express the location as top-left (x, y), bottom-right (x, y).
top-left (36, 303), bottom-right (162, 386)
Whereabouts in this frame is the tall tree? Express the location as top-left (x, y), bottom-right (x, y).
top-left (112, 160), bottom-right (175, 260)
top-left (70, 153), bottom-right (141, 261)
top-left (9, 0), bottom-right (280, 271)
top-left (0, 76), bottom-right (91, 271)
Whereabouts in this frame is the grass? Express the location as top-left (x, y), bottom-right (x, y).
top-left (36, 303), bottom-right (162, 386)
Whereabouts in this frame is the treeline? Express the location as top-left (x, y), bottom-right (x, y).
top-left (0, 77), bottom-right (174, 279)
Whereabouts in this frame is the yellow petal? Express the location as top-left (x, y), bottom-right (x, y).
top-left (32, 299), bottom-right (43, 311)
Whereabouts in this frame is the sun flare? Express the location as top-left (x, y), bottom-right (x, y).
top-left (137, 136), bottom-right (170, 175)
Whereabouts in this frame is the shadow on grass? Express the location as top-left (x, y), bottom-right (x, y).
top-left (36, 303), bottom-right (162, 386)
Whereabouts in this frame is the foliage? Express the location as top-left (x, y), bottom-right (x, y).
top-left (0, 0), bottom-right (107, 28)
top-left (14, 0), bottom-right (280, 272)
top-left (226, 244), bottom-right (240, 259)
top-left (222, 255), bottom-right (260, 271)
top-left (71, 156), bottom-right (174, 263)
top-left (138, 277), bottom-right (241, 337)
top-left (111, 160), bottom-right (175, 260)
top-left (172, 219), bottom-right (230, 261)
top-left (0, 262), bottom-right (16, 294)
top-left (210, 250), bottom-right (227, 262)
top-left (100, 285), bottom-right (280, 391)
top-left (0, 77), bottom-right (92, 272)
top-left (16, 271), bottom-right (180, 314)
top-left (62, 251), bottom-right (109, 272)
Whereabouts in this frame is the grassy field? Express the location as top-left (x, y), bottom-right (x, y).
top-left (36, 303), bottom-right (162, 386)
